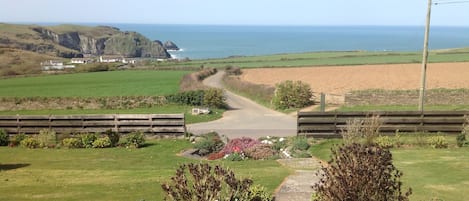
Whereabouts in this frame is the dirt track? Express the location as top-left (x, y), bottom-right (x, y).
top-left (241, 62), bottom-right (469, 95)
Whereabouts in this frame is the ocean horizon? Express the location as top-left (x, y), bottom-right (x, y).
top-left (33, 23), bottom-right (469, 59)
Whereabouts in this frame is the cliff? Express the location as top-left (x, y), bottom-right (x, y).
top-left (0, 23), bottom-right (172, 59)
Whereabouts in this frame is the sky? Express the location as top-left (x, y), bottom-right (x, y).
top-left (0, 0), bottom-right (468, 26)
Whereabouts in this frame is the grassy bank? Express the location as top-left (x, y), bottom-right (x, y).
top-left (337, 104), bottom-right (469, 112)
top-left (0, 139), bottom-right (290, 201)
top-left (154, 48), bottom-right (469, 69)
top-left (310, 136), bottom-right (469, 201)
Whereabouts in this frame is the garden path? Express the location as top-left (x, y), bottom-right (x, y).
top-left (187, 71), bottom-right (297, 139)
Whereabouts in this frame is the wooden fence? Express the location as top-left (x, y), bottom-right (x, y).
top-left (298, 111), bottom-right (468, 138)
top-left (0, 114), bottom-right (186, 135)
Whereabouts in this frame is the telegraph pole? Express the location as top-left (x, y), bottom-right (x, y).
top-left (419, 0), bottom-right (433, 112)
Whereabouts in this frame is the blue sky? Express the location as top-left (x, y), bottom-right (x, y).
top-left (0, 0), bottom-right (468, 26)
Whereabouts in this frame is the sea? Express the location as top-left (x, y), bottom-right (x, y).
top-left (67, 23), bottom-right (469, 59)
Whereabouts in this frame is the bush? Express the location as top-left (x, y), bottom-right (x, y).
top-left (221, 137), bottom-right (260, 155)
top-left (313, 143), bottom-right (412, 201)
top-left (272, 80), bottom-right (313, 110)
top-left (37, 129), bottom-right (57, 148)
top-left (80, 133), bottom-right (97, 148)
top-left (225, 152), bottom-right (245, 161)
top-left (92, 136), bottom-right (112, 148)
top-left (246, 184), bottom-right (273, 201)
top-left (162, 163), bottom-right (255, 201)
top-left (375, 135), bottom-right (394, 148)
top-left (104, 130), bottom-right (120, 147)
top-left (428, 135), bottom-right (448, 149)
top-left (193, 132), bottom-right (225, 156)
top-left (291, 136), bottom-right (310, 151)
top-left (10, 133), bottom-right (27, 147)
top-left (166, 90), bottom-right (205, 106)
top-left (62, 138), bottom-right (83, 148)
top-left (225, 66), bottom-right (242, 75)
top-left (203, 88), bottom-right (226, 108)
top-left (0, 129), bottom-right (9, 146)
top-left (20, 137), bottom-right (40, 149)
top-left (124, 132), bottom-right (145, 148)
top-left (244, 144), bottom-right (276, 160)
top-left (457, 133), bottom-right (466, 147)
top-left (341, 115), bottom-right (381, 145)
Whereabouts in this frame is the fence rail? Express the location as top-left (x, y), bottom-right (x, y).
top-left (0, 114), bottom-right (186, 135)
top-left (297, 111), bottom-right (468, 138)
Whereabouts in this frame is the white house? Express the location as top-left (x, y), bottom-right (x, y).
top-left (99, 56), bottom-right (123, 63)
top-left (71, 58), bottom-right (93, 64)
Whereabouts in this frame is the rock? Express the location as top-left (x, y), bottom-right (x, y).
top-left (163, 41), bottom-right (180, 51)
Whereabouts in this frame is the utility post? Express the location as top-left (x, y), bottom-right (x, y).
top-left (419, 0), bottom-right (433, 112)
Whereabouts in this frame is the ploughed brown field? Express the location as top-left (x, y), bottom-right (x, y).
top-left (240, 62), bottom-right (469, 95)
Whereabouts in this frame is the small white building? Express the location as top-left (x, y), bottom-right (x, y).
top-left (99, 56), bottom-right (123, 63)
top-left (71, 58), bottom-right (93, 64)
top-left (41, 60), bottom-right (64, 66)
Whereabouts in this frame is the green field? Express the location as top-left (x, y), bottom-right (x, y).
top-left (311, 137), bottom-right (469, 201)
top-left (0, 139), bottom-right (291, 201)
top-left (154, 48), bottom-right (469, 69)
top-left (0, 70), bottom-right (189, 97)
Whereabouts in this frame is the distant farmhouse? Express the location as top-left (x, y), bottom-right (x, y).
top-left (41, 60), bottom-right (75, 71)
top-left (99, 56), bottom-right (137, 64)
top-left (70, 58), bottom-right (93, 64)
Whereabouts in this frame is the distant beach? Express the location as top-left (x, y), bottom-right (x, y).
top-left (94, 24), bottom-right (469, 59)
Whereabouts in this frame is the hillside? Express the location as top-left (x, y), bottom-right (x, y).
top-left (0, 23), bottom-right (172, 75)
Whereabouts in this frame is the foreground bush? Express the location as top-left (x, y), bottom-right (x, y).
top-left (161, 163), bottom-right (272, 201)
top-left (80, 133), bottom-right (97, 148)
top-left (272, 80), bottom-right (313, 110)
top-left (62, 138), bottom-right (83, 148)
top-left (92, 136), bottom-right (112, 148)
top-left (0, 129), bottom-right (8, 146)
top-left (193, 132), bottom-right (224, 156)
top-left (20, 137), bottom-right (40, 149)
top-left (428, 135), bottom-right (448, 149)
top-left (37, 129), bottom-right (57, 148)
top-left (123, 132), bottom-right (145, 148)
top-left (203, 88), bottom-right (226, 108)
top-left (313, 143), bottom-right (412, 201)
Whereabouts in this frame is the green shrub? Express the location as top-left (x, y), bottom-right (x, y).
top-left (20, 137), bottom-right (39, 149)
top-left (291, 151), bottom-right (312, 158)
top-left (375, 136), bottom-right (394, 148)
top-left (193, 132), bottom-right (224, 156)
top-left (11, 133), bottom-right (27, 146)
top-left (92, 136), bottom-right (112, 148)
top-left (203, 88), bottom-right (226, 108)
top-left (272, 80), bottom-right (313, 110)
top-left (246, 184), bottom-right (273, 201)
top-left (457, 133), bottom-right (466, 147)
top-left (428, 135), bottom-right (448, 149)
top-left (161, 163), bottom-right (255, 201)
top-left (291, 136), bottom-right (311, 151)
top-left (124, 132), bottom-right (145, 148)
top-left (225, 152), bottom-right (245, 161)
top-left (62, 138), bottom-right (83, 148)
top-left (37, 129), bottom-right (57, 148)
top-left (0, 129), bottom-right (9, 146)
top-left (313, 143), bottom-right (412, 201)
top-left (80, 133), bottom-right (97, 148)
top-left (244, 144), bottom-right (276, 160)
top-left (104, 130), bottom-right (120, 147)
top-left (166, 90), bottom-right (205, 106)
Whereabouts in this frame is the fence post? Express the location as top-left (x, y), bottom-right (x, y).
top-left (320, 93), bottom-right (326, 112)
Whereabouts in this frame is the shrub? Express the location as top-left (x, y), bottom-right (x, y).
top-left (92, 136), bottom-right (112, 148)
top-left (0, 129), bottom-right (9, 146)
top-left (428, 135), bottom-right (448, 149)
top-left (244, 144), bottom-right (276, 160)
top-left (341, 115), bottom-right (381, 145)
top-left (457, 133), bottom-right (466, 147)
top-left (124, 132), bottom-right (145, 148)
top-left (104, 130), bottom-right (120, 147)
top-left (313, 143), bottom-right (412, 201)
top-left (291, 136), bottom-right (310, 151)
top-left (161, 163), bottom-right (255, 201)
top-left (80, 133), bottom-right (97, 148)
top-left (375, 135), bottom-right (394, 148)
top-left (193, 132), bottom-right (225, 156)
top-left (166, 90), bottom-right (205, 106)
top-left (246, 184), bottom-right (273, 201)
top-left (225, 66), bottom-right (242, 75)
top-left (203, 88), bottom-right (226, 108)
top-left (10, 133), bottom-right (27, 147)
top-left (225, 152), bottom-right (245, 161)
top-left (62, 138), bottom-right (83, 148)
top-left (37, 129), bottom-right (57, 148)
top-left (272, 80), bottom-right (313, 110)
top-left (20, 137), bottom-right (40, 149)
top-left (221, 137), bottom-right (260, 155)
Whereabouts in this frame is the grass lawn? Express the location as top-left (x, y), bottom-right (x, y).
top-left (0, 139), bottom-right (291, 201)
top-left (310, 136), bottom-right (469, 201)
top-left (0, 70), bottom-right (190, 97)
top-left (0, 105), bottom-right (224, 124)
